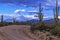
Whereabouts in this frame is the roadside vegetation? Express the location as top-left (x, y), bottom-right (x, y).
top-left (30, 0), bottom-right (60, 38)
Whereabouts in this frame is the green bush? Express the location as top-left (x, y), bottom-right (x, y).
top-left (30, 23), bottom-right (55, 33)
top-left (50, 26), bottom-right (60, 37)
top-left (30, 24), bottom-right (39, 33)
top-left (0, 23), bottom-right (8, 27)
top-left (30, 23), bottom-right (46, 32)
top-left (30, 22), bottom-right (60, 37)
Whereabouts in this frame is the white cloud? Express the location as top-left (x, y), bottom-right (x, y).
top-left (58, 16), bottom-right (60, 19)
top-left (20, 4), bottom-right (27, 7)
top-left (2, 14), bottom-right (53, 20)
top-left (43, 16), bottom-right (49, 18)
top-left (0, 14), bottom-right (13, 16)
top-left (0, 14), bottom-right (21, 18)
top-left (24, 15), bottom-right (38, 19)
top-left (42, 0), bottom-right (60, 10)
top-left (46, 3), bottom-right (51, 6)
top-left (1, 14), bottom-right (60, 20)
top-left (45, 0), bottom-right (60, 7)
top-left (14, 9), bottom-right (25, 13)
top-left (58, 1), bottom-right (60, 6)
top-left (27, 10), bottom-right (38, 12)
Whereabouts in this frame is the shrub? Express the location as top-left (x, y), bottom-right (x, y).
top-left (30, 23), bottom-right (46, 32)
top-left (50, 26), bottom-right (60, 37)
top-left (30, 24), bottom-right (39, 33)
top-left (0, 23), bottom-right (8, 27)
top-left (30, 23), bottom-right (55, 33)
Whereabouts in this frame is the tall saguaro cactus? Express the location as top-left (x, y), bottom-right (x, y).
top-left (53, 8), bottom-right (56, 24)
top-left (13, 17), bottom-right (16, 24)
top-left (55, 0), bottom-right (59, 25)
top-left (38, 3), bottom-right (43, 23)
top-left (1, 15), bottom-right (4, 23)
top-left (53, 0), bottom-right (59, 26)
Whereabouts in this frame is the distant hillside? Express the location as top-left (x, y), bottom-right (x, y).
top-left (26, 19), bottom-right (39, 24)
top-left (3, 16), bottom-right (59, 24)
top-left (44, 19), bottom-right (55, 24)
top-left (26, 19), bottom-right (55, 24)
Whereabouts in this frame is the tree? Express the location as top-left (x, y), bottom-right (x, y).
top-left (38, 3), bottom-right (43, 24)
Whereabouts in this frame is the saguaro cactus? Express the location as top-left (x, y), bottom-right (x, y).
top-left (53, 0), bottom-right (59, 26)
top-left (38, 3), bottom-right (43, 23)
top-left (13, 17), bottom-right (16, 24)
top-left (53, 8), bottom-right (56, 24)
top-left (55, 0), bottom-right (59, 25)
top-left (1, 15), bottom-right (4, 23)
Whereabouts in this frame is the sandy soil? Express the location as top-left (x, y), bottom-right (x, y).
top-left (0, 25), bottom-right (40, 40)
top-left (0, 25), bottom-right (59, 40)
top-left (0, 25), bottom-right (29, 40)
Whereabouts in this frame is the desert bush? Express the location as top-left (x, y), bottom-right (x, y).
top-left (0, 22), bottom-right (8, 27)
top-left (30, 23), bottom-right (60, 37)
top-left (50, 26), bottom-right (60, 37)
top-left (6, 22), bottom-right (13, 25)
top-left (30, 23), bottom-right (46, 32)
top-left (30, 23), bottom-right (55, 33)
top-left (30, 24), bottom-right (39, 33)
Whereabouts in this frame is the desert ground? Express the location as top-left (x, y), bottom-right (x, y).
top-left (0, 25), bottom-right (42, 40)
top-left (0, 25), bottom-right (59, 40)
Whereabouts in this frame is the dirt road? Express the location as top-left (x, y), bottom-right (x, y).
top-left (0, 25), bottom-right (35, 40)
top-left (0, 25), bottom-right (59, 40)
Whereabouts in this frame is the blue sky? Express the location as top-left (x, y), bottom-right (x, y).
top-left (0, 0), bottom-right (60, 20)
